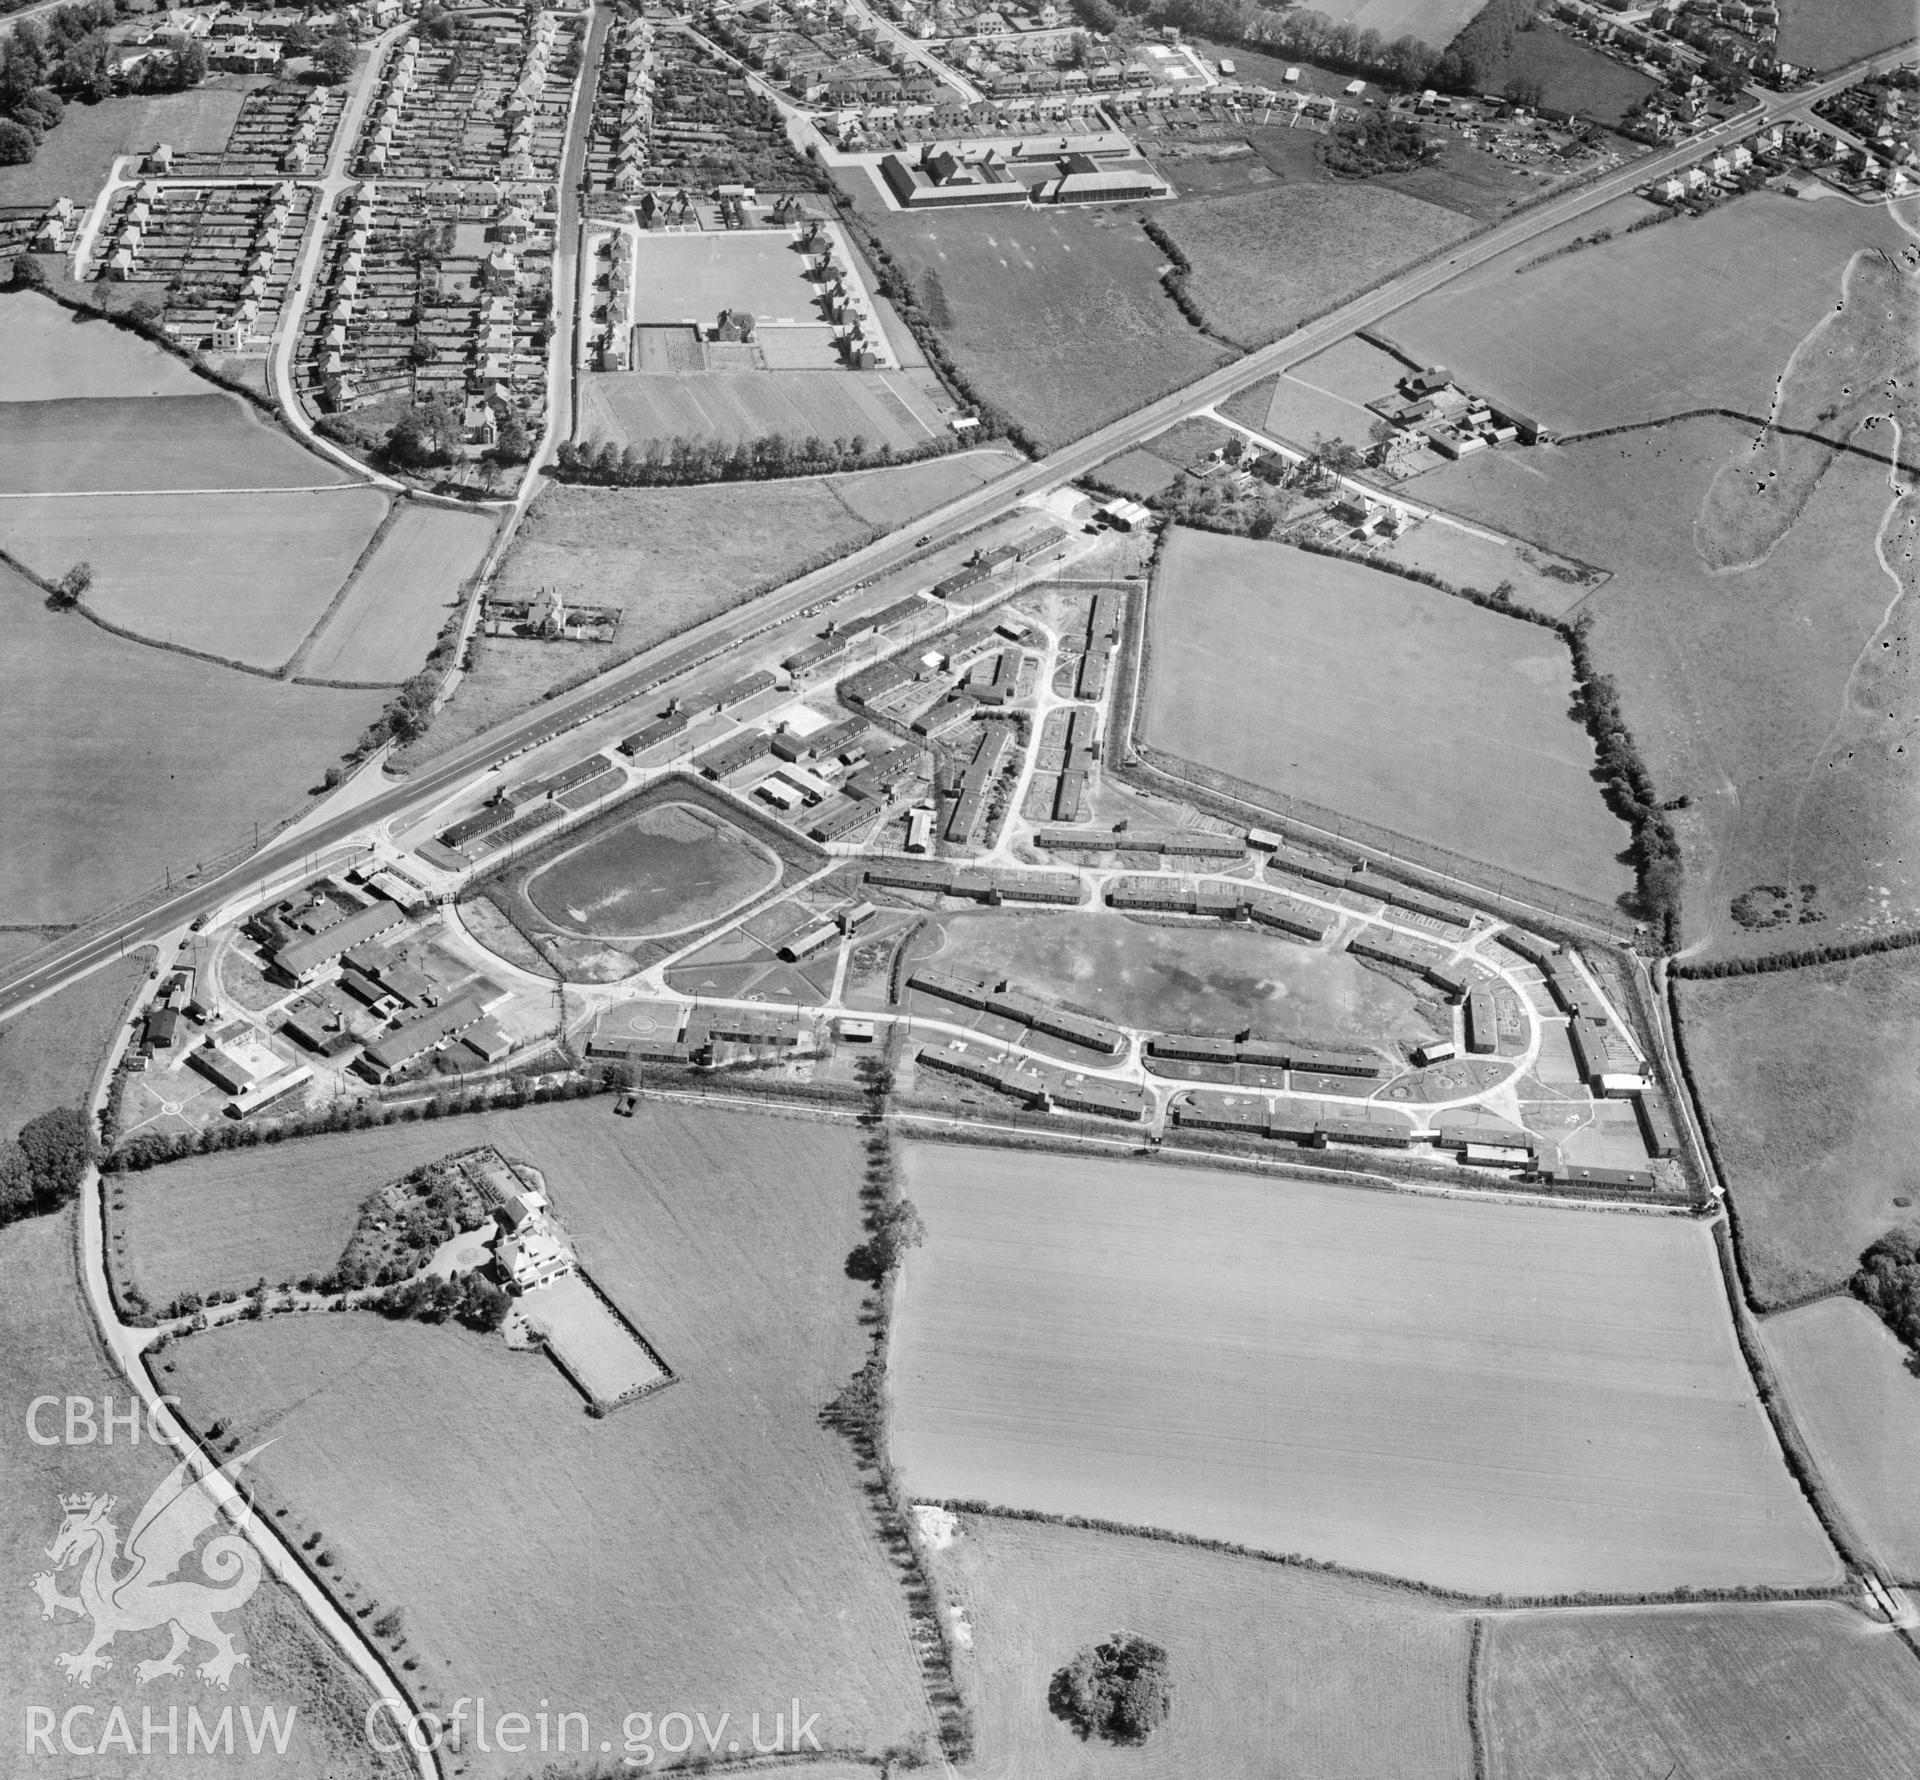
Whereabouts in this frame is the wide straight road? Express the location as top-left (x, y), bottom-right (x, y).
top-left (0, 42), bottom-right (1910, 1023)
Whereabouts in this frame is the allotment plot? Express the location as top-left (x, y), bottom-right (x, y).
top-left (888, 1144), bottom-right (1836, 1596)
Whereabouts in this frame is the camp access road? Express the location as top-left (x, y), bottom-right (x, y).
top-left (0, 42), bottom-right (1911, 1025)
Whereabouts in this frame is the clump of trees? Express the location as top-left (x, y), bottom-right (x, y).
top-left (1852, 1231), bottom-right (1920, 1351)
top-left (49, 560), bottom-right (92, 608)
top-left (0, 2), bottom-right (205, 167)
top-left (1049, 1632), bottom-right (1173, 1745)
top-left (1323, 113), bottom-right (1438, 177)
top-left (386, 396), bottom-right (465, 469)
top-left (366, 1269), bottom-right (511, 1331)
top-left (0, 1107), bottom-right (96, 1227)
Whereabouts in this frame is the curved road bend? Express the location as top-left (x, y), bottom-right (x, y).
top-left (0, 45), bottom-right (1910, 1023)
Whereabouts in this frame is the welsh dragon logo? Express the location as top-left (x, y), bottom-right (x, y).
top-left (31, 1444), bottom-right (270, 1690)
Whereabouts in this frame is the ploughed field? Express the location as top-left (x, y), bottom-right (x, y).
top-left (158, 1100), bottom-right (930, 1780)
top-left (887, 1144), bottom-right (1837, 1596)
top-left (525, 801), bottom-right (782, 939)
top-left (1141, 526), bottom-right (1632, 907)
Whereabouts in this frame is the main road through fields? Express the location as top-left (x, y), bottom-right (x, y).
top-left (0, 43), bottom-right (1910, 1024)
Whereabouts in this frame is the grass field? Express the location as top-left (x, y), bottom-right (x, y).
top-left (932, 1513), bottom-right (1473, 1778)
top-left (1155, 183), bottom-right (1474, 351)
top-left (628, 228), bottom-right (829, 323)
top-left (827, 447), bottom-right (1021, 526)
top-left (1482, 1601), bottom-right (1920, 1779)
top-left (1675, 954), bottom-right (1920, 1307)
top-left (1469, 23), bottom-right (1659, 126)
top-left (0, 951), bottom-right (144, 1134)
top-left (162, 1099), bottom-right (932, 1779)
top-left (1330, 0), bottom-right (1483, 47)
top-left (1763, 1298), bottom-right (1920, 1578)
top-left (0, 1212), bottom-right (405, 1780)
top-left (1779, 0), bottom-right (1918, 68)
top-left (526, 800), bottom-right (781, 938)
top-left (1378, 192), bottom-right (1916, 435)
top-left (578, 368), bottom-right (949, 455)
top-left (888, 1143), bottom-right (1837, 1595)
top-left (0, 487), bottom-right (389, 672)
top-left (1255, 333), bottom-right (1404, 451)
top-left (850, 191), bottom-right (1233, 450)
top-left (297, 504), bottom-right (494, 684)
top-left (0, 291), bottom-right (209, 400)
top-left (1419, 416), bottom-right (1916, 954)
top-left (0, 560), bottom-right (384, 925)
top-left (1142, 526), bottom-right (1633, 904)
top-left (0, 393), bottom-right (347, 494)
top-left (917, 907), bottom-right (1428, 1040)
top-left (0, 83), bottom-right (250, 208)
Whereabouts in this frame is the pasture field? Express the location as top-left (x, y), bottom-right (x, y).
top-left (1419, 417), bottom-right (1918, 955)
top-left (0, 83), bottom-right (249, 208)
top-left (0, 393), bottom-right (349, 494)
top-left (0, 487), bottom-right (389, 672)
top-left (1779, 0), bottom-right (1918, 68)
top-left (932, 1513), bottom-right (1473, 1779)
top-left (1674, 954), bottom-right (1920, 1307)
top-left (1330, 0), bottom-right (1482, 48)
top-left (297, 504), bottom-right (495, 684)
top-left (0, 951), bottom-right (145, 1134)
top-left (163, 1099), bottom-right (932, 1780)
top-left (1377, 193), bottom-right (1915, 435)
top-left (850, 193), bottom-right (1234, 450)
top-left (1763, 1298), bottom-right (1920, 1578)
top-left (578, 367), bottom-right (949, 455)
top-left (526, 801), bottom-right (782, 939)
top-left (888, 1143), bottom-right (1837, 1596)
top-left (1142, 526), bottom-right (1632, 904)
top-left (0, 290), bottom-right (208, 399)
top-left (827, 446), bottom-right (1021, 526)
top-left (1377, 516), bottom-right (1601, 618)
top-left (0, 560), bottom-right (384, 925)
top-left (1154, 184), bottom-right (1474, 351)
top-left (1482, 1602), bottom-right (1920, 1779)
top-left (0, 1212), bottom-right (406, 1780)
top-left (1467, 23), bottom-right (1659, 126)
top-left (915, 907), bottom-right (1429, 1041)
top-left (1252, 333), bottom-right (1404, 451)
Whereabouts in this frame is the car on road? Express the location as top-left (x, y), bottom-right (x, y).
top-left (915, 534), bottom-right (932, 547)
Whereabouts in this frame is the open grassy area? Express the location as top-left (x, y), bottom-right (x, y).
top-left (162, 1099), bottom-right (932, 1780)
top-left (0, 290), bottom-right (212, 400)
top-left (889, 1142), bottom-right (1837, 1596)
top-left (0, 1212), bottom-right (405, 1780)
top-left (1482, 1601), bottom-right (1920, 1779)
top-left (0, 83), bottom-right (251, 209)
top-left (0, 488), bottom-right (389, 672)
top-left (1155, 183), bottom-right (1474, 351)
top-left (932, 1513), bottom-right (1473, 1778)
top-left (1142, 526), bottom-right (1633, 905)
top-left (1468, 22), bottom-right (1659, 126)
top-left (1675, 953), bottom-right (1920, 1308)
top-left (1779, 0), bottom-right (1918, 68)
top-left (297, 504), bottom-right (495, 685)
top-left (848, 189), bottom-right (1233, 451)
top-left (0, 951), bottom-right (145, 1134)
top-left (0, 560), bottom-right (384, 926)
top-left (578, 368), bottom-right (950, 456)
top-left (1377, 192), bottom-right (1916, 436)
top-left (1419, 416), bottom-right (1918, 955)
top-left (1763, 1298), bottom-right (1920, 1579)
top-left (826, 446), bottom-right (1021, 526)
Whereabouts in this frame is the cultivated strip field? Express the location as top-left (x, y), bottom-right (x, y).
top-left (1763, 1298), bottom-right (1920, 1578)
top-left (934, 1513), bottom-right (1473, 1779)
top-left (163, 1101), bottom-right (931, 1780)
top-left (1482, 1602), bottom-right (1920, 1779)
top-left (888, 1144), bottom-right (1837, 1596)
top-left (0, 487), bottom-right (389, 672)
top-left (1142, 526), bottom-right (1632, 903)
top-left (298, 504), bottom-right (495, 684)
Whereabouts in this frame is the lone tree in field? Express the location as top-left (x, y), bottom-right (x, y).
top-left (52, 561), bottom-right (92, 607)
top-left (1049, 1632), bottom-right (1172, 1745)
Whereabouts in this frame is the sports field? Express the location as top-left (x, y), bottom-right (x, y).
top-left (1154, 183), bottom-right (1474, 351)
top-left (578, 367), bottom-right (947, 455)
top-left (0, 559), bottom-right (384, 925)
top-left (933, 1513), bottom-right (1473, 1778)
top-left (0, 290), bottom-right (215, 400)
top-left (628, 228), bottom-right (843, 325)
top-left (1142, 526), bottom-right (1632, 904)
top-left (163, 1100), bottom-right (932, 1780)
top-left (1421, 417), bottom-right (1917, 955)
top-left (1779, 0), bottom-right (1918, 68)
top-left (1378, 193), bottom-right (1917, 435)
top-left (0, 487), bottom-right (389, 672)
top-left (0, 1213), bottom-right (407, 1780)
top-left (0, 393), bottom-right (350, 494)
top-left (526, 801), bottom-right (781, 939)
top-left (852, 195), bottom-right (1234, 450)
top-left (920, 907), bottom-right (1427, 1041)
top-left (1482, 1602), bottom-right (1920, 1779)
top-left (888, 1144), bottom-right (1837, 1595)
top-left (0, 951), bottom-right (145, 1134)
top-left (298, 505), bottom-right (495, 684)
top-left (1763, 1298), bottom-right (1920, 1578)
